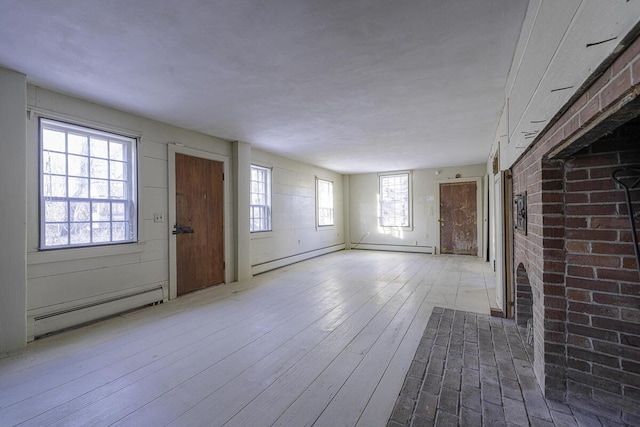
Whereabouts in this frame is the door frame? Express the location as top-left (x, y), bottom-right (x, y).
top-left (435, 176), bottom-right (483, 257)
top-left (168, 144), bottom-right (231, 300)
top-left (502, 170), bottom-right (514, 318)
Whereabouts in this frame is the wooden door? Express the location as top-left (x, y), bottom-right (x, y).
top-left (175, 153), bottom-right (224, 296)
top-left (439, 181), bottom-right (478, 255)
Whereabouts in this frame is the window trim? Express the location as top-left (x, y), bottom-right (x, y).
top-left (38, 117), bottom-right (139, 250)
top-left (316, 177), bottom-right (335, 228)
top-left (250, 164), bottom-right (272, 233)
top-left (378, 170), bottom-right (413, 230)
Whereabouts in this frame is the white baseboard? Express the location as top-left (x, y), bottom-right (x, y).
top-left (28, 285), bottom-right (164, 341)
top-left (251, 244), bottom-right (345, 275)
top-left (350, 243), bottom-right (435, 254)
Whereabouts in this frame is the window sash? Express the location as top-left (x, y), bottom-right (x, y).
top-left (40, 118), bottom-right (137, 249)
top-left (250, 165), bottom-right (271, 232)
top-left (317, 179), bottom-right (334, 226)
top-left (379, 173), bottom-right (410, 227)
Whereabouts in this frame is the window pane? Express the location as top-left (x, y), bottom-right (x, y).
top-left (92, 222), bottom-right (111, 242)
top-left (45, 201), bottom-right (68, 222)
top-left (90, 137), bottom-right (109, 158)
top-left (90, 158), bottom-right (109, 178)
top-left (43, 129), bottom-right (66, 152)
top-left (92, 202), bottom-right (111, 221)
top-left (45, 223), bottom-right (69, 246)
top-left (112, 203), bottom-right (126, 221)
top-left (43, 175), bottom-right (67, 197)
top-left (70, 201), bottom-right (90, 222)
top-left (110, 161), bottom-right (125, 180)
top-left (68, 134), bottom-right (88, 155)
top-left (68, 155), bottom-right (88, 177)
top-left (70, 223), bottom-right (91, 244)
top-left (90, 179), bottom-right (109, 198)
top-left (68, 177), bottom-right (89, 198)
top-left (43, 151), bottom-right (66, 175)
top-left (110, 141), bottom-right (125, 161)
top-left (112, 222), bottom-right (126, 241)
top-left (110, 181), bottom-right (125, 199)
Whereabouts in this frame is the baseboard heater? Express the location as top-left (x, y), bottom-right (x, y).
top-left (350, 243), bottom-right (435, 254)
top-left (251, 244), bottom-right (345, 275)
top-left (29, 285), bottom-right (164, 340)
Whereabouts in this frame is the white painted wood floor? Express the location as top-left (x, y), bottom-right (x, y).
top-left (0, 251), bottom-right (495, 427)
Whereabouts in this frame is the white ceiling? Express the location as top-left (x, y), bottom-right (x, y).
top-left (0, 0), bottom-right (528, 174)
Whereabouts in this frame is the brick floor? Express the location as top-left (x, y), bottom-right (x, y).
top-left (388, 308), bottom-right (627, 427)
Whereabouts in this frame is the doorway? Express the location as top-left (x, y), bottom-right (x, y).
top-left (439, 181), bottom-right (478, 255)
top-left (168, 146), bottom-right (230, 300)
top-left (174, 153), bottom-right (224, 295)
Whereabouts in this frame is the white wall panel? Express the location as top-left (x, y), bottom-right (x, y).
top-left (507, 0), bottom-right (581, 140)
top-left (250, 149), bottom-right (344, 268)
top-left (143, 188), bottom-right (168, 221)
top-left (25, 86), bottom-right (232, 323)
top-left (506, 0), bottom-right (640, 165)
top-left (142, 139), bottom-right (168, 161)
top-left (349, 164), bottom-right (486, 254)
top-left (142, 156), bottom-right (168, 189)
top-left (0, 68), bottom-right (27, 352)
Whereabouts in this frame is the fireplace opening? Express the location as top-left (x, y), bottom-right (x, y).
top-left (515, 263), bottom-right (533, 331)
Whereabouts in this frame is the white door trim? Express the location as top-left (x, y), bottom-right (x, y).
top-left (168, 144), bottom-right (231, 300)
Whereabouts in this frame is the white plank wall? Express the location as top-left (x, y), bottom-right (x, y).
top-left (0, 251), bottom-right (494, 427)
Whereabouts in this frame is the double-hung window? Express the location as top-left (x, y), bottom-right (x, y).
top-left (317, 178), bottom-right (334, 226)
top-left (379, 172), bottom-right (411, 227)
top-left (40, 118), bottom-right (138, 249)
top-left (250, 165), bottom-right (272, 232)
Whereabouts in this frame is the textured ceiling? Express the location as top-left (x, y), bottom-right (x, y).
top-left (0, 0), bottom-right (528, 173)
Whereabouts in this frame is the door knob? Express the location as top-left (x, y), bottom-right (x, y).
top-left (173, 224), bottom-right (195, 234)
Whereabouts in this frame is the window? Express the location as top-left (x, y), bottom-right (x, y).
top-left (317, 178), bottom-right (334, 226)
top-left (40, 118), bottom-right (137, 249)
top-left (379, 172), bottom-right (411, 227)
top-left (250, 165), bottom-right (271, 232)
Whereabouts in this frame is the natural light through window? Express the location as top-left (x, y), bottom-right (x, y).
top-left (317, 178), bottom-right (334, 226)
top-left (250, 165), bottom-right (272, 232)
top-left (40, 118), bottom-right (137, 249)
top-left (379, 173), bottom-right (410, 227)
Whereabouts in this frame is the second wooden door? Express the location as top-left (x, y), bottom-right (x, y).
top-left (439, 181), bottom-right (478, 255)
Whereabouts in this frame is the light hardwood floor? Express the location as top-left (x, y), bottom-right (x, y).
top-left (0, 251), bottom-right (495, 427)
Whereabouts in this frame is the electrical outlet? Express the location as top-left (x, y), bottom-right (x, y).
top-left (153, 213), bottom-right (164, 223)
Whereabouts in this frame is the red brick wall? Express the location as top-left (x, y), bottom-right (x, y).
top-left (510, 28), bottom-right (640, 421)
top-left (564, 128), bottom-right (640, 420)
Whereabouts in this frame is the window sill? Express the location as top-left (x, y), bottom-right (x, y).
top-left (28, 242), bottom-right (147, 265)
top-left (251, 231), bottom-right (274, 239)
top-left (379, 225), bottom-right (414, 232)
top-left (317, 225), bottom-right (336, 231)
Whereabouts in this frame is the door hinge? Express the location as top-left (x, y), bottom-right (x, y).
top-left (223, 262), bottom-right (225, 270)
top-left (222, 172), bottom-right (225, 181)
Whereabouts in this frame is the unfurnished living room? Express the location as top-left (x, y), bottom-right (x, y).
top-left (1, 1), bottom-right (640, 426)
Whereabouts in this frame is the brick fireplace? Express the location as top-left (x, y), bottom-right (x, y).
top-left (510, 30), bottom-right (640, 423)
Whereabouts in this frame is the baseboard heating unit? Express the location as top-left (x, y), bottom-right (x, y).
top-left (28, 285), bottom-right (164, 340)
